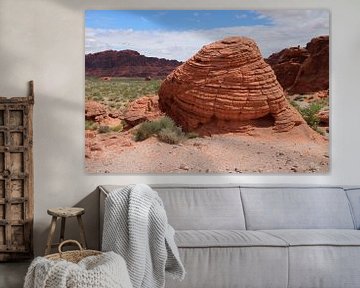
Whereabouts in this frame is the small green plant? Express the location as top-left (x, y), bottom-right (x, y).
top-left (290, 99), bottom-right (328, 133)
top-left (134, 120), bottom-right (162, 141)
top-left (134, 116), bottom-right (187, 144)
top-left (110, 124), bottom-right (123, 132)
top-left (85, 120), bottom-right (98, 131)
top-left (158, 127), bottom-right (185, 144)
top-left (98, 125), bottom-right (111, 133)
top-left (299, 103), bottom-right (322, 130)
top-left (186, 132), bottom-right (199, 139)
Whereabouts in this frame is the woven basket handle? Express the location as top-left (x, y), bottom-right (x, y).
top-left (58, 240), bottom-right (83, 255)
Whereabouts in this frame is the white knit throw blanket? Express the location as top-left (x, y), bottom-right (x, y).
top-left (102, 184), bottom-right (185, 288)
top-left (24, 252), bottom-right (133, 288)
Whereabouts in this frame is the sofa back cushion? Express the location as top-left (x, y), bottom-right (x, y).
top-left (154, 186), bottom-right (246, 230)
top-left (241, 187), bottom-right (355, 230)
top-left (345, 188), bottom-right (360, 229)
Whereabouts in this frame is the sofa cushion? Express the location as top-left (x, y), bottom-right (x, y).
top-left (261, 229), bottom-right (360, 246)
top-left (175, 230), bottom-right (287, 248)
top-left (154, 187), bottom-right (246, 230)
top-left (287, 246), bottom-right (360, 288)
top-left (241, 187), bottom-right (355, 230)
top-left (165, 246), bottom-right (288, 288)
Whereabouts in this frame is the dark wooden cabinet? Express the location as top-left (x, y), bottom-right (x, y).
top-left (0, 81), bottom-right (34, 261)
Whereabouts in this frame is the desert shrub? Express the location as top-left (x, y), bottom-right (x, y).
top-left (134, 116), bottom-right (187, 144)
top-left (186, 132), bottom-right (199, 139)
top-left (85, 120), bottom-right (98, 131)
top-left (110, 124), bottom-right (123, 132)
top-left (290, 99), bottom-right (328, 133)
top-left (158, 127), bottom-right (185, 144)
top-left (98, 125), bottom-right (111, 133)
top-left (298, 103), bottom-right (322, 131)
top-left (134, 120), bottom-right (162, 141)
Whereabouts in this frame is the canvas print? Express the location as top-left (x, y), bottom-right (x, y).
top-left (85, 10), bottom-right (329, 174)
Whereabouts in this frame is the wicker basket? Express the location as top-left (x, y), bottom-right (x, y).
top-left (45, 240), bottom-right (102, 263)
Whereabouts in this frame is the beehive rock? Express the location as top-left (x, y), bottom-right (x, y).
top-left (159, 36), bottom-right (304, 132)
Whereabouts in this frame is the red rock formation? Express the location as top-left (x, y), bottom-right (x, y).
top-left (85, 101), bottom-right (107, 120)
top-left (159, 36), bottom-right (304, 132)
top-left (289, 36), bottom-right (329, 94)
top-left (123, 95), bottom-right (164, 126)
top-left (317, 109), bottom-right (329, 125)
top-left (266, 47), bottom-right (309, 89)
top-left (85, 100), bottom-right (121, 127)
top-left (85, 50), bottom-right (182, 78)
top-left (266, 36), bottom-right (329, 94)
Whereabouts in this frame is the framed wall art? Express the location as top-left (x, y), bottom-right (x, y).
top-left (85, 10), bottom-right (329, 174)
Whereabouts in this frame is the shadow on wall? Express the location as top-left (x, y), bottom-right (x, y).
top-left (32, 92), bottom-right (86, 256)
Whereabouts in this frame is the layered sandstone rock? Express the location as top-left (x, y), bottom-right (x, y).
top-left (159, 36), bottom-right (304, 132)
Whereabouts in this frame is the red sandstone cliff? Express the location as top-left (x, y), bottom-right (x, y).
top-left (85, 50), bottom-right (182, 78)
top-left (266, 36), bottom-right (329, 94)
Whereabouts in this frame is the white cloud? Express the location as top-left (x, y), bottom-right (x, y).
top-left (85, 10), bottom-right (329, 60)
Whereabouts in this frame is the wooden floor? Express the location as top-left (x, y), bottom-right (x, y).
top-left (0, 261), bottom-right (30, 288)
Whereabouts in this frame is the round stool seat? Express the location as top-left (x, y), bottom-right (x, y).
top-left (47, 207), bottom-right (85, 218)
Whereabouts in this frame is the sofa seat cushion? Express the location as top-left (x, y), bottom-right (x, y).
top-left (262, 229), bottom-right (360, 246)
top-left (175, 230), bottom-right (288, 248)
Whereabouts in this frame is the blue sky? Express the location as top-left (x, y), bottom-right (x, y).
top-left (85, 10), bottom-right (273, 31)
top-left (85, 10), bottom-right (329, 60)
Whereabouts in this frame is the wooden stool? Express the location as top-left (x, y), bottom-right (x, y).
top-left (45, 207), bottom-right (87, 255)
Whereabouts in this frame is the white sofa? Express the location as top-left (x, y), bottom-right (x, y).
top-left (99, 185), bottom-right (360, 288)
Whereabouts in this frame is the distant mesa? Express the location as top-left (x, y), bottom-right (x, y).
top-left (159, 36), bottom-right (304, 133)
top-left (266, 35), bottom-right (329, 94)
top-left (85, 49), bottom-right (182, 78)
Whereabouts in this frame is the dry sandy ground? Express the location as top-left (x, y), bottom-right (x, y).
top-left (85, 124), bottom-right (329, 174)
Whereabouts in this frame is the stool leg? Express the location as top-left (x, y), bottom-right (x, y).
top-left (45, 216), bottom-right (57, 255)
top-left (60, 217), bottom-right (66, 243)
top-left (77, 215), bottom-right (87, 249)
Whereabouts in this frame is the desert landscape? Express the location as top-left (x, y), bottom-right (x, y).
top-left (85, 34), bottom-right (329, 174)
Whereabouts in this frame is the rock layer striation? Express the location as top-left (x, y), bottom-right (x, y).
top-left (159, 36), bottom-right (304, 132)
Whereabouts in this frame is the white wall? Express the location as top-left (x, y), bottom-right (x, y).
top-left (0, 0), bottom-right (359, 256)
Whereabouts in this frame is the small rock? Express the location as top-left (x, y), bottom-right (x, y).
top-left (276, 152), bottom-right (285, 157)
top-left (90, 144), bottom-right (102, 151)
top-left (179, 164), bottom-right (189, 171)
top-left (290, 166), bottom-right (298, 172)
top-left (85, 131), bottom-right (96, 139)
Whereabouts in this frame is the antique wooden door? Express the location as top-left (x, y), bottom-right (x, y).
top-left (0, 81), bottom-right (34, 261)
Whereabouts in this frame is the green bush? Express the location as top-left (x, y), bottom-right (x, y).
top-left (299, 103), bottom-right (322, 130)
top-left (98, 125), bottom-right (111, 133)
top-left (290, 100), bottom-right (328, 133)
top-left (134, 116), bottom-right (188, 144)
top-left (158, 127), bottom-right (185, 144)
top-left (85, 120), bottom-right (98, 131)
top-left (134, 120), bottom-right (162, 141)
top-left (110, 124), bottom-right (123, 132)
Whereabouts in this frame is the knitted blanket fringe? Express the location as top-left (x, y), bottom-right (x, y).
top-left (102, 184), bottom-right (185, 288)
top-left (23, 251), bottom-right (133, 288)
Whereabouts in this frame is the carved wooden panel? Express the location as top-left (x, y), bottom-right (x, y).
top-left (0, 81), bottom-right (34, 261)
